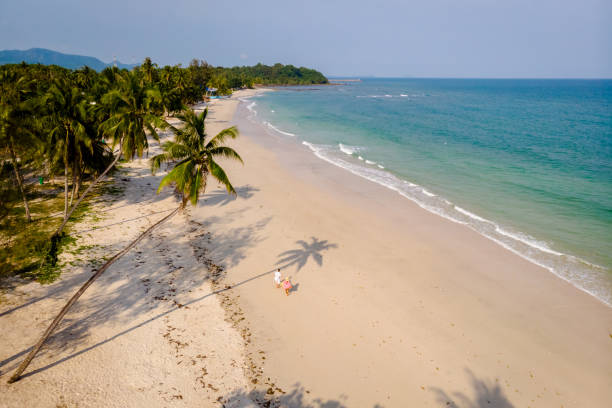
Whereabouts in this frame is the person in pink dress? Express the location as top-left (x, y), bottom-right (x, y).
top-left (282, 278), bottom-right (293, 296)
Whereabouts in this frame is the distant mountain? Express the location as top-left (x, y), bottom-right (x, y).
top-left (0, 48), bottom-right (136, 71)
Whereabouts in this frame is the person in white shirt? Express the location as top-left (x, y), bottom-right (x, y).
top-left (273, 268), bottom-right (282, 288)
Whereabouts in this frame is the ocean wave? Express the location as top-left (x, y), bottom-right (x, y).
top-left (264, 121), bottom-right (295, 137)
top-left (246, 101), bottom-right (257, 115)
top-left (455, 205), bottom-right (488, 222)
top-left (356, 95), bottom-right (400, 99)
top-left (338, 143), bottom-right (361, 155)
top-left (494, 225), bottom-right (564, 257)
top-left (299, 139), bottom-right (611, 306)
top-left (356, 93), bottom-right (425, 99)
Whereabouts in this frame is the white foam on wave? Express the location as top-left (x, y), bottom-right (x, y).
top-left (494, 226), bottom-right (564, 256)
top-left (298, 139), bottom-right (611, 307)
top-left (455, 205), bottom-right (488, 222)
top-left (358, 156), bottom-right (364, 161)
top-left (377, 164), bottom-right (385, 169)
top-left (356, 95), bottom-right (397, 99)
top-left (422, 189), bottom-right (436, 197)
top-left (264, 121), bottom-right (295, 137)
top-left (365, 160), bottom-right (376, 165)
top-left (357, 93), bottom-right (424, 99)
top-left (301, 141), bottom-right (470, 228)
top-left (339, 143), bottom-right (360, 155)
top-left (246, 101), bottom-right (257, 114)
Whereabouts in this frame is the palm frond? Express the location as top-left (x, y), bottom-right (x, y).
top-left (157, 170), bottom-right (178, 193)
top-left (150, 142), bottom-right (190, 173)
top-left (206, 126), bottom-right (239, 148)
top-left (188, 167), bottom-right (204, 206)
top-left (150, 152), bottom-right (172, 174)
top-left (208, 157), bottom-right (236, 195)
top-left (208, 146), bottom-right (243, 164)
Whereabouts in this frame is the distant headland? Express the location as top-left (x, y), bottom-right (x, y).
top-left (0, 48), bottom-right (136, 71)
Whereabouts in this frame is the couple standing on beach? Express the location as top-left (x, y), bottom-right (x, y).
top-left (274, 268), bottom-right (293, 296)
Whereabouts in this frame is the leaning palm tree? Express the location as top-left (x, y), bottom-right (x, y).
top-left (9, 106), bottom-right (242, 383)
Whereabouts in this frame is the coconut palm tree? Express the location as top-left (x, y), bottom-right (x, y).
top-left (151, 107), bottom-right (242, 206)
top-left (9, 107), bottom-right (242, 383)
top-left (139, 57), bottom-right (158, 86)
top-left (43, 76), bottom-right (93, 221)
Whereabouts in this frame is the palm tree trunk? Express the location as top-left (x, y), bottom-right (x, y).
top-left (63, 163), bottom-right (68, 221)
top-left (7, 140), bottom-right (31, 223)
top-left (55, 138), bottom-right (123, 237)
top-left (68, 159), bottom-right (77, 208)
top-left (63, 130), bottom-right (69, 221)
top-left (75, 161), bottom-right (83, 199)
top-left (9, 205), bottom-right (180, 383)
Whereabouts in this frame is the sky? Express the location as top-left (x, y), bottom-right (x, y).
top-left (1, 0), bottom-right (610, 78)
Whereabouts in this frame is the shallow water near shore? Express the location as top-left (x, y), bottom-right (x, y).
top-left (243, 79), bottom-right (612, 305)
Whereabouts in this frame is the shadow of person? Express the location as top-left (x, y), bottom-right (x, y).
top-left (430, 369), bottom-right (515, 408)
top-left (277, 237), bottom-right (338, 272)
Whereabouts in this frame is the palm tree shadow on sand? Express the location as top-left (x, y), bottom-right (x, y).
top-left (276, 237), bottom-right (338, 272)
top-left (200, 185), bottom-right (259, 207)
top-left (431, 369), bottom-right (515, 408)
top-left (220, 383), bottom-right (384, 408)
top-left (221, 370), bottom-right (514, 408)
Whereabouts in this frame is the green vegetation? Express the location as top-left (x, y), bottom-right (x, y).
top-left (0, 173), bottom-right (118, 282)
top-left (216, 63), bottom-right (329, 88)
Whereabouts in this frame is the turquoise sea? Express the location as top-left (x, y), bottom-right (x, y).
top-left (243, 79), bottom-right (612, 306)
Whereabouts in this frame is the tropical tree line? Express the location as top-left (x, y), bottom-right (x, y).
top-left (145, 58), bottom-right (328, 97)
top-left (2, 57), bottom-right (246, 382)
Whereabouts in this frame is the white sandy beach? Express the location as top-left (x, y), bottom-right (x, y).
top-left (1, 89), bottom-right (611, 408)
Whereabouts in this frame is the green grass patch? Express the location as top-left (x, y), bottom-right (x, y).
top-left (0, 172), bottom-right (126, 284)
